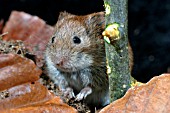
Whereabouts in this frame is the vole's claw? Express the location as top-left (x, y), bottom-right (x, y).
top-left (63, 87), bottom-right (75, 99)
top-left (75, 86), bottom-right (92, 101)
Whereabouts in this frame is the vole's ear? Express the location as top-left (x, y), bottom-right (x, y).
top-left (86, 12), bottom-right (105, 30)
top-left (58, 11), bottom-right (75, 21)
top-left (54, 12), bottom-right (75, 33)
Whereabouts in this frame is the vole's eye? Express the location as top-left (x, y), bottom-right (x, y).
top-left (51, 36), bottom-right (55, 43)
top-left (73, 36), bottom-right (81, 44)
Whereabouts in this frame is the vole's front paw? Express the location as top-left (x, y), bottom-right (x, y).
top-left (75, 86), bottom-right (92, 101)
top-left (62, 87), bottom-right (75, 99)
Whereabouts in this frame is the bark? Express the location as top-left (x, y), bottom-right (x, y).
top-left (104, 0), bottom-right (130, 101)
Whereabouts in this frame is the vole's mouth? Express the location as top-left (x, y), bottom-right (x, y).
top-left (56, 65), bottom-right (78, 73)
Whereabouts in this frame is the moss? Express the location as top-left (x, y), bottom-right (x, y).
top-left (104, 0), bottom-right (130, 101)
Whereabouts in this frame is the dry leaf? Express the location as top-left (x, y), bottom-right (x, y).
top-left (0, 82), bottom-right (77, 113)
top-left (100, 74), bottom-right (170, 113)
top-left (0, 20), bottom-right (4, 34)
top-left (0, 82), bottom-right (54, 111)
top-left (2, 11), bottom-right (54, 67)
top-left (0, 53), bottom-right (42, 91)
top-left (5, 97), bottom-right (78, 113)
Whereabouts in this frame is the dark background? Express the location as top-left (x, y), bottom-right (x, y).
top-left (0, 0), bottom-right (170, 82)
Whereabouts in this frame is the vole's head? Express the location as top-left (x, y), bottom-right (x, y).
top-left (46, 12), bottom-right (105, 72)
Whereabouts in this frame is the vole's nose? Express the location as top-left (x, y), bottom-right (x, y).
top-left (56, 60), bottom-right (64, 66)
top-left (56, 57), bottom-right (67, 67)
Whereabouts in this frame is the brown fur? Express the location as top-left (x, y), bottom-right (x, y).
top-left (45, 11), bottom-right (134, 110)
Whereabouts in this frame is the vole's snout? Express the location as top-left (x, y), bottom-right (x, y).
top-left (56, 60), bottom-right (64, 67)
top-left (55, 57), bottom-right (67, 67)
top-left (54, 56), bottom-right (75, 72)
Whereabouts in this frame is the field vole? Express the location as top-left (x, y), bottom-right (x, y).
top-left (45, 12), bottom-right (110, 108)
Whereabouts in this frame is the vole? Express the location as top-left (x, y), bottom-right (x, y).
top-left (45, 12), bottom-right (110, 108)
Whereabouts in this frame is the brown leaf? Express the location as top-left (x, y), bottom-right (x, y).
top-left (0, 82), bottom-right (54, 110)
top-left (0, 20), bottom-right (4, 34)
top-left (2, 11), bottom-right (54, 67)
top-left (0, 54), bottom-right (42, 91)
top-left (3, 11), bottom-right (53, 42)
top-left (5, 97), bottom-right (78, 113)
top-left (0, 82), bottom-right (77, 113)
top-left (100, 74), bottom-right (170, 113)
